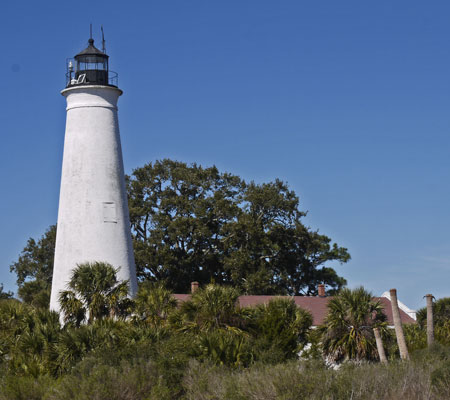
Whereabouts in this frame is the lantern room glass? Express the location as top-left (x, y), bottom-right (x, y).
top-left (76, 56), bottom-right (108, 72)
top-left (74, 54), bottom-right (109, 85)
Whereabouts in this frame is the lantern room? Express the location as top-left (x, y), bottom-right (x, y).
top-left (66, 38), bottom-right (118, 87)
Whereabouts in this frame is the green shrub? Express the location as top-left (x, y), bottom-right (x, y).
top-left (0, 375), bottom-right (53, 400)
top-left (45, 359), bottom-right (161, 400)
top-left (197, 329), bottom-right (253, 367)
top-left (417, 297), bottom-right (450, 329)
top-left (431, 360), bottom-right (450, 398)
top-left (411, 342), bottom-right (450, 363)
top-left (404, 323), bottom-right (427, 352)
top-left (251, 298), bottom-right (312, 363)
top-left (436, 320), bottom-right (450, 345)
top-left (183, 353), bottom-right (450, 400)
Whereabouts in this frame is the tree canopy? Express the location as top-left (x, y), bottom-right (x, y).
top-left (127, 159), bottom-right (350, 295)
top-left (10, 159), bottom-right (350, 302)
top-left (9, 225), bottom-right (56, 308)
top-left (0, 284), bottom-right (13, 300)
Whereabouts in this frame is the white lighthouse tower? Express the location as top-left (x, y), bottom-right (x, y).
top-left (50, 36), bottom-right (138, 312)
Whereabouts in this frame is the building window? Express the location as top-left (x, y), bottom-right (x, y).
top-left (103, 202), bottom-right (117, 223)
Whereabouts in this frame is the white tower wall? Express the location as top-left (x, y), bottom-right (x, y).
top-left (50, 85), bottom-right (137, 312)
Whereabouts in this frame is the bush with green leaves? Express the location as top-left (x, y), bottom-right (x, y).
top-left (431, 359), bottom-right (450, 396)
top-left (404, 322), bottom-right (427, 352)
top-left (0, 375), bottom-right (53, 400)
top-left (197, 329), bottom-right (253, 367)
top-left (170, 284), bottom-right (249, 334)
top-left (417, 297), bottom-right (450, 329)
top-left (0, 299), bottom-right (61, 377)
top-left (409, 296), bottom-right (450, 347)
top-left (133, 281), bottom-right (177, 329)
top-left (251, 297), bottom-right (312, 363)
top-left (4, 272), bottom-right (450, 399)
top-left (0, 284), bottom-right (13, 300)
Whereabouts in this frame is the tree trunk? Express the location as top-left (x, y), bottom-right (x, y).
top-left (390, 288), bottom-right (409, 360)
top-left (373, 327), bottom-right (388, 364)
top-left (425, 294), bottom-right (434, 346)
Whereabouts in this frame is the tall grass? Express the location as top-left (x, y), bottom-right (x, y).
top-left (1, 345), bottom-right (449, 399)
top-left (183, 345), bottom-right (450, 400)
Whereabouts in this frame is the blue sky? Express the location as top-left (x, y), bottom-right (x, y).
top-left (1, 0), bottom-right (449, 310)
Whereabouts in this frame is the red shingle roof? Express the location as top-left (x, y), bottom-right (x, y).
top-left (173, 294), bottom-right (416, 326)
top-left (376, 297), bottom-right (416, 325)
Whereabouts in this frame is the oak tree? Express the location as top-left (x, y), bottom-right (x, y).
top-left (10, 225), bottom-right (56, 308)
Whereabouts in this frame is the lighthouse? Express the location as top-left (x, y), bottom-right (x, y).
top-left (50, 36), bottom-right (138, 312)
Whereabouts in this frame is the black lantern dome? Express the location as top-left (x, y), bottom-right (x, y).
top-left (66, 38), bottom-right (118, 87)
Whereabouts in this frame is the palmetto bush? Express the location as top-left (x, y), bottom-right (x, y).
top-left (404, 323), bottom-right (427, 352)
top-left (197, 329), bottom-right (253, 367)
top-left (168, 284), bottom-right (254, 367)
top-left (133, 281), bottom-right (177, 329)
top-left (171, 284), bottom-right (248, 334)
top-left (0, 300), bottom-right (61, 377)
top-left (436, 320), bottom-right (450, 345)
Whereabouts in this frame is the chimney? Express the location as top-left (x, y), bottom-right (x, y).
top-left (318, 284), bottom-right (325, 297)
top-left (191, 281), bottom-right (199, 294)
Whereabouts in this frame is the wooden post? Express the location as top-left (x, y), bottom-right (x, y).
top-left (425, 294), bottom-right (434, 346)
top-left (373, 327), bottom-right (388, 364)
top-left (390, 288), bottom-right (410, 360)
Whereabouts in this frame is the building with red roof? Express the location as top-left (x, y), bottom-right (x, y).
top-left (173, 283), bottom-right (416, 327)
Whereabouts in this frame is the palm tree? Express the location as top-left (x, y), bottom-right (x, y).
top-left (418, 297), bottom-right (450, 346)
top-left (321, 287), bottom-right (387, 362)
top-left (373, 327), bottom-right (387, 364)
top-left (58, 290), bottom-right (85, 327)
top-left (172, 284), bottom-right (247, 333)
top-left (389, 288), bottom-right (409, 360)
top-left (58, 262), bottom-right (131, 326)
top-left (133, 281), bottom-right (177, 329)
top-left (425, 294), bottom-right (434, 346)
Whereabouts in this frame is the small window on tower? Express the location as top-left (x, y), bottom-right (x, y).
top-left (103, 202), bottom-right (117, 223)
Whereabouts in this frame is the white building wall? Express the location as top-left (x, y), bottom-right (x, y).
top-left (50, 85), bottom-right (137, 312)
